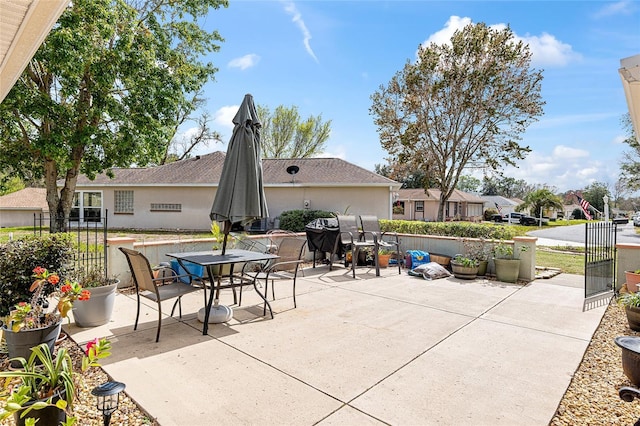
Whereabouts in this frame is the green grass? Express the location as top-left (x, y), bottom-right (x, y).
top-left (536, 246), bottom-right (585, 275)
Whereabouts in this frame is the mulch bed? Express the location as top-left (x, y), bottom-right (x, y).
top-left (0, 335), bottom-right (158, 426)
top-left (550, 300), bottom-right (640, 425)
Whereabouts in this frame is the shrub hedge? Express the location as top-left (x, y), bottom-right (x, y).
top-left (0, 233), bottom-right (76, 316)
top-left (279, 209), bottom-right (336, 232)
top-left (380, 219), bottom-right (517, 240)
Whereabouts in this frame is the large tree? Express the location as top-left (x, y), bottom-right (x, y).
top-left (257, 104), bottom-right (331, 158)
top-left (580, 181), bottom-right (611, 214)
top-left (370, 22), bottom-right (544, 221)
top-left (0, 0), bottom-right (227, 232)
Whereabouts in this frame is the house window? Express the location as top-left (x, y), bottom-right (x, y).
top-left (114, 190), bottom-right (134, 214)
top-left (415, 201), bottom-right (424, 212)
top-left (71, 191), bottom-right (102, 223)
top-left (150, 203), bottom-right (181, 212)
top-left (393, 201), bottom-right (405, 215)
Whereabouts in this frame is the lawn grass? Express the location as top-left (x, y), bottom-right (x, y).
top-left (536, 246), bottom-right (585, 275)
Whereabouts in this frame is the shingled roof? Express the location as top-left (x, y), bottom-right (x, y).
top-left (0, 187), bottom-right (48, 211)
top-left (398, 188), bottom-right (484, 203)
top-left (74, 151), bottom-right (398, 187)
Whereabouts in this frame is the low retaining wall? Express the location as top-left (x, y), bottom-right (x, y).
top-left (108, 233), bottom-right (538, 284)
top-left (616, 243), bottom-right (640, 291)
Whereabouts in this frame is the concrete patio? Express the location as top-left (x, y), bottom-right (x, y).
top-left (65, 263), bottom-right (606, 426)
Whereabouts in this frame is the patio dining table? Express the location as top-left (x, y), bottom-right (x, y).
top-left (165, 249), bottom-right (279, 334)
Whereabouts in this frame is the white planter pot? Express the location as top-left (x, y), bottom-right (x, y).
top-left (72, 281), bottom-right (119, 327)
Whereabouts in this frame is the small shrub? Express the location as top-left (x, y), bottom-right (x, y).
top-left (0, 233), bottom-right (75, 316)
top-left (279, 209), bottom-right (335, 232)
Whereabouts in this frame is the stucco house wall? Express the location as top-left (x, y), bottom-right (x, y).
top-left (393, 188), bottom-right (484, 222)
top-left (0, 188), bottom-right (49, 228)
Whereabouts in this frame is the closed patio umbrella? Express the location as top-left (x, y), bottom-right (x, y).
top-left (210, 93), bottom-right (268, 254)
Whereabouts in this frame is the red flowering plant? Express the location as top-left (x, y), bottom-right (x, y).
top-left (7, 266), bottom-right (91, 332)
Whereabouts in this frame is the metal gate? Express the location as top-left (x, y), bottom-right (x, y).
top-left (583, 222), bottom-right (616, 311)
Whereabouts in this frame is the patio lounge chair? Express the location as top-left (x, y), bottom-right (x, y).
top-left (333, 215), bottom-right (379, 277)
top-left (119, 247), bottom-right (206, 342)
top-left (359, 215), bottom-right (402, 275)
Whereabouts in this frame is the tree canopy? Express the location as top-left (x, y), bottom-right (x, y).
top-left (257, 104), bottom-right (331, 158)
top-left (0, 0), bottom-right (227, 231)
top-left (620, 113), bottom-right (639, 191)
top-left (370, 22), bottom-right (544, 221)
top-left (516, 189), bottom-right (564, 217)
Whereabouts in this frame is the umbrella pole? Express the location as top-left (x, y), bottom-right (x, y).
top-left (221, 220), bottom-right (232, 255)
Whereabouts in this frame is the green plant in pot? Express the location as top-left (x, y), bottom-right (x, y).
top-left (463, 238), bottom-right (491, 276)
top-left (493, 241), bottom-right (528, 284)
top-left (2, 267), bottom-right (91, 365)
top-left (0, 337), bottom-right (111, 425)
top-left (619, 292), bottom-right (640, 332)
top-left (69, 267), bottom-right (120, 328)
top-left (377, 248), bottom-right (394, 268)
top-left (451, 254), bottom-right (479, 280)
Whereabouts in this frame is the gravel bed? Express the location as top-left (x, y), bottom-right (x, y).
top-left (0, 336), bottom-right (158, 426)
top-left (550, 300), bottom-right (640, 425)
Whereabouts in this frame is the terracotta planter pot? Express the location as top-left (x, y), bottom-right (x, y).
top-left (72, 281), bottom-right (119, 327)
top-left (378, 254), bottom-right (391, 268)
top-left (626, 271), bottom-right (640, 293)
top-left (494, 259), bottom-right (521, 283)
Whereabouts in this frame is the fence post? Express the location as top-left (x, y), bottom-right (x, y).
top-left (514, 236), bottom-right (537, 282)
top-left (107, 237), bottom-right (136, 288)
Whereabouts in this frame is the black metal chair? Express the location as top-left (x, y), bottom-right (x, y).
top-left (332, 215), bottom-right (379, 277)
top-left (119, 247), bottom-right (205, 342)
top-left (359, 215), bottom-right (402, 274)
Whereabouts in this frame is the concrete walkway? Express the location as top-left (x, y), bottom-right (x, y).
top-left (65, 265), bottom-right (606, 426)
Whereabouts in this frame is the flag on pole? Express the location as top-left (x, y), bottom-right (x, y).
top-left (576, 195), bottom-right (592, 220)
top-left (494, 202), bottom-right (502, 214)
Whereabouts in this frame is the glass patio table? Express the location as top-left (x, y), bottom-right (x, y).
top-left (165, 249), bottom-right (279, 335)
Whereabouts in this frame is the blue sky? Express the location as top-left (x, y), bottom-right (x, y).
top-left (186, 0), bottom-right (640, 193)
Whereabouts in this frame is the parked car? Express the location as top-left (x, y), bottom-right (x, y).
top-left (491, 214), bottom-right (504, 223)
top-left (519, 215), bottom-right (538, 226)
top-left (633, 215), bottom-right (640, 227)
top-left (614, 216), bottom-right (629, 225)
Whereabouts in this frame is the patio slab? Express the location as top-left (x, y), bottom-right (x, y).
top-left (65, 266), bottom-right (606, 425)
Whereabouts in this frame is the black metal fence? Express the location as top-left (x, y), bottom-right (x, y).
top-left (583, 221), bottom-right (616, 311)
top-left (33, 210), bottom-right (108, 277)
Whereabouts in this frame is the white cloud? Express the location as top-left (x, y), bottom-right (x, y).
top-left (613, 134), bottom-right (628, 144)
top-left (281, 1), bottom-right (318, 63)
top-left (228, 54), bottom-right (260, 70)
top-left (552, 145), bottom-right (590, 159)
top-left (213, 105), bottom-right (237, 131)
top-left (421, 16), bottom-right (579, 68)
top-left (593, 0), bottom-right (635, 18)
top-left (314, 145), bottom-right (346, 160)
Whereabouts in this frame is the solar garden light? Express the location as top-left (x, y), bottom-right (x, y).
top-left (92, 381), bottom-right (126, 426)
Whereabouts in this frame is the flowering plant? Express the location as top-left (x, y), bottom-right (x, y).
top-left (0, 337), bottom-right (112, 422)
top-left (7, 267), bottom-right (91, 332)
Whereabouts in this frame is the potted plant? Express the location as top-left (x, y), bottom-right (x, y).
top-left (463, 238), bottom-right (491, 276)
top-left (493, 241), bottom-right (528, 284)
top-left (377, 248), bottom-right (394, 268)
top-left (2, 267), bottom-right (91, 366)
top-left (70, 267), bottom-right (120, 328)
top-left (0, 337), bottom-right (111, 425)
top-left (450, 254), bottom-right (479, 280)
top-left (625, 269), bottom-right (640, 293)
top-left (619, 292), bottom-right (640, 331)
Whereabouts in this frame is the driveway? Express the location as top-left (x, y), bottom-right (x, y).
top-left (527, 222), bottom-right (640, 245)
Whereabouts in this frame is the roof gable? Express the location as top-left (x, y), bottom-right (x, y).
top-left (0, 187), bottom-right (48, 210)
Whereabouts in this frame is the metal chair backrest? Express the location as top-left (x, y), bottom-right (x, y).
top-left (337, 215), bottom-right (360, 244)
top-left (119, 247), bottom-right (156, 293)
top-left (272, 237), bottom-right (306, 272)
top-left (359, 215), bottom-right (382, 243)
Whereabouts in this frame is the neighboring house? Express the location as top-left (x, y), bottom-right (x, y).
top-left (392, 188), bottom-right (485, 222)
top-left (60, 152), bottom-right (400, 231)
top-left (0, 188), bottom-right (49, 227)
top-left (481, 195), bottom-right (522, 216)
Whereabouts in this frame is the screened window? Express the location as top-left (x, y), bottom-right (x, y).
top-left (415, 201), bottom-right (424, 212)
top-left (114, 190), bottom-right (134, 214)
